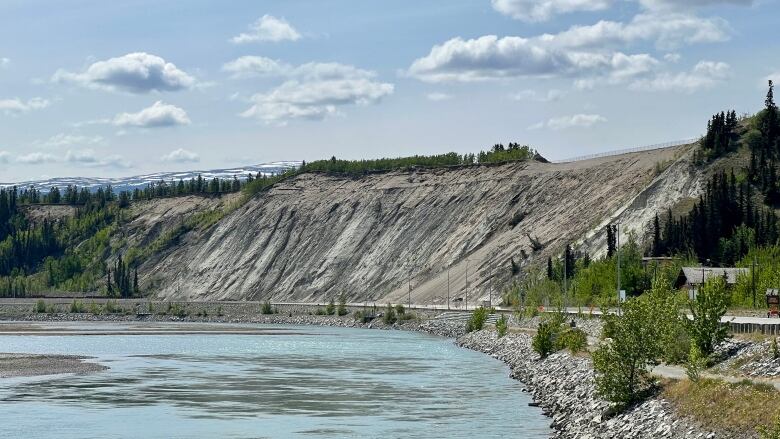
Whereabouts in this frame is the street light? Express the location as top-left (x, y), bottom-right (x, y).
top-left (465, 258), bottom-right (471, 311)
top-left (446, 267), bottom-right (451, 310)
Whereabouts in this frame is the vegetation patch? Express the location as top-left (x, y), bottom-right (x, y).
top-left (663, 378), bottom-right (780, 436)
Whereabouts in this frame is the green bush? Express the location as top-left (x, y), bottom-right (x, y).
top-left (69, 300), bottom-right (86, 313)
top-left (337, 295), bottom-right (348, 316)
top-left (557, 328), bottom-right (587, 353)
top-left (34, 299), bottom-right (46, 313)
top-left (261, 301), bottom-right (274, 315)
top-left (688, 276), bottom-right (730, 356)
top-left (495, 314), bottom-right (508, 338)
top-left (325, 298), bottom-right (336, 316)
top-left (395, 304), bottom-right (406, 316)
top-left (591, 280), bottom-right (681, 407)
top-left (399, 312), bottom-right (416, 321)
top-left (532, 319), bottom-right (559, 358)
top-left (465, 307), bottom-right (490, 333)
top-left (165, 302), bottom-right (187, 318)
top-left (88, 301), bottom-right (101, 315)
top-left (383, 303), bottom-right (397, 325)
top-left (686, 344), bottom-right (707, 382)
top-left (105, 300), bottom-right (122, 314)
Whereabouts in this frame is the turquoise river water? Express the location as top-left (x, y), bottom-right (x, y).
top-left (0, 323), bottom-right (551, 438)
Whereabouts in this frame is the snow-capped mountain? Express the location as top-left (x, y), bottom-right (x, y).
top-left (0, 161), bottom-right (301, 192)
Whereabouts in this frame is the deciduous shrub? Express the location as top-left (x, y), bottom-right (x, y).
top-left (69, 300), bottom-right (86, 313)
top-left (557, 328), bottom-right (587, 353)
top-left (261, 301), bottom-right (274, 315)
top-left (325, 298), bottom-right (336, 316)
top-left (337, 295), bottom-right (348, 316)
top-left (532, 320), bottom-right (559, 358)
top-left (383, 304), bottom-right (397, 324)
top-left (686, 344), bottom-right (707, 382)
top-left (495, 314), bottom-right (508, 338)
top-left (592, 280), bottom-right (682, 407)
top-left (688, 276), bottom-right (730, 356)
top-left (465, 307), bottom-right (489, 333)
top-left (34, 299), bottom-right (46, 313)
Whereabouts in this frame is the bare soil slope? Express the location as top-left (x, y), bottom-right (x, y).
top-left (139, 145), bottom-right (690, 304)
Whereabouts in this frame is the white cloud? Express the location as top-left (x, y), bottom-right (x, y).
top-left (629, 60), bottom-right (730, 92)
top-left (0, 58), bottom-right (9, 68)
top-left (540, 13), bottom-right (730, 50)
top-left (112, 101), bottom-right (191, 128)
top-left (529, 113), bottom-right (607, 130)
top-left (407, 35), bottom-right (658, 83)
top-left (36, 133), bottom-right (105, 149)
top-left (223, 56), bottom-right (287, 78)
top-left (638, 0), bottom-right (753, 10)
top-left (235, 61), bottom-right (394, 124)
top-left (52, 52), bottom-right (195, 94)
top-left (223, 57), bottom-right (376, 82)
top-left (7, 149), bottom-right (126, 167)
top-left (16, 152), bottom-right (58, 164)
top-left (0, 97), bottom-right (51, 115)
top-left (64, 149), bottom-right (128, 168)
top-left (161, 148), bottom-right (200, 163)
top-left (426, 92), bottom-right (453, 101)
top-left (492, 0), bottom-right (614, 22)
top-left (0, 151), bottom-right (10, 164)
top-left (231, 15), bottom-right (301, 44)
top-left (511, 89), bottom-right (566, 102)
top-left (664, 53), bottom-right (682, 62)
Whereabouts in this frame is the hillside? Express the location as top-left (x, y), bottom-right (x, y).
top-left (135, 145), bottom-right (691, 304)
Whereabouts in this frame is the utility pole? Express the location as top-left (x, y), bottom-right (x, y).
top-left (447, 267), bottom-right (451, 310)
top-left (752, 257), bottom-right (757, 308)
top-left (489, 266), bottom-right (493, 308)
top-left (408, 268), bottom-right (412, 309)
top-left (616, 224), bottom-right (621, 315)
top-left (564, 246), bottom-right (568, 310)
top-left (465, 259), bottom-right (470, 311)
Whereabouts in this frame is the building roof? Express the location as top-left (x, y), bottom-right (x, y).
top-left (675, 267), bottom-right (749, 287)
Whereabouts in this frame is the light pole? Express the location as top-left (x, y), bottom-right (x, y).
top-left (447, 267), bottom-right (451, 310)
top-left (465, 259), bottom-right (470, 311)
top-left (616, 223), bottom-right (621, 315)
top-left (408, 268), bottom-right (412, 309)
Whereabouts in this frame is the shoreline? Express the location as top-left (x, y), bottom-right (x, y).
top-left (0, 313), bottom-right (725, 438)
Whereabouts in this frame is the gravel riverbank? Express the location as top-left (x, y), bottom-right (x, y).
top-left (0, 353), bottom-right (107, 378)
top-left (457, 330), bottom-right (720, 439)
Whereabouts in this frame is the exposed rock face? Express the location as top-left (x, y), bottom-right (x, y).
top-left (142, 146), bottom-right (688, 303)
top-left (458, 330), bottom-right (717, 438)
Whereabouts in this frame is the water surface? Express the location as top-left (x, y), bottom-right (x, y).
top-left (0, 323), bottom-right (550, 438)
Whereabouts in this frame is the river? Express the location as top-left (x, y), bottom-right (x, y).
top-left (0, 322), bottom-right (551, 438)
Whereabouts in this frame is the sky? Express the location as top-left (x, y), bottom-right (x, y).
top-left (0, 0), bottom-right (778, 182)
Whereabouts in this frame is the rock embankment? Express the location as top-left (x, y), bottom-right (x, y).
top-left (458, 330), bottom-right (717, 439)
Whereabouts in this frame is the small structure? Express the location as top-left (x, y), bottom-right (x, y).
top-left (674, 267), bottom-right (749, 290)
top-left (641, 256), bottom-right (675, 269)
top-left (767, 289), bottom-right (780, 318)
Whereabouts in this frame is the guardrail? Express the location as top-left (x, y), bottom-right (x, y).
top-left (552, 138), bottom-right (699, 163)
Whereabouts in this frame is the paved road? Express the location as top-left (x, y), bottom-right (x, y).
top-left (2, 298), bottom-right (780, 325)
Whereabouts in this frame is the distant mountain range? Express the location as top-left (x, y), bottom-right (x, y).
top-left (0, 161), bottom-right (301, 192)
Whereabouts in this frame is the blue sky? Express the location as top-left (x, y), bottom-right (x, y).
top-left (0, 0), bottom-right (777, 182)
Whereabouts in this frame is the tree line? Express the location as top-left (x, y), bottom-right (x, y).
top-left (652, 81), bottom-right (780, 265)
